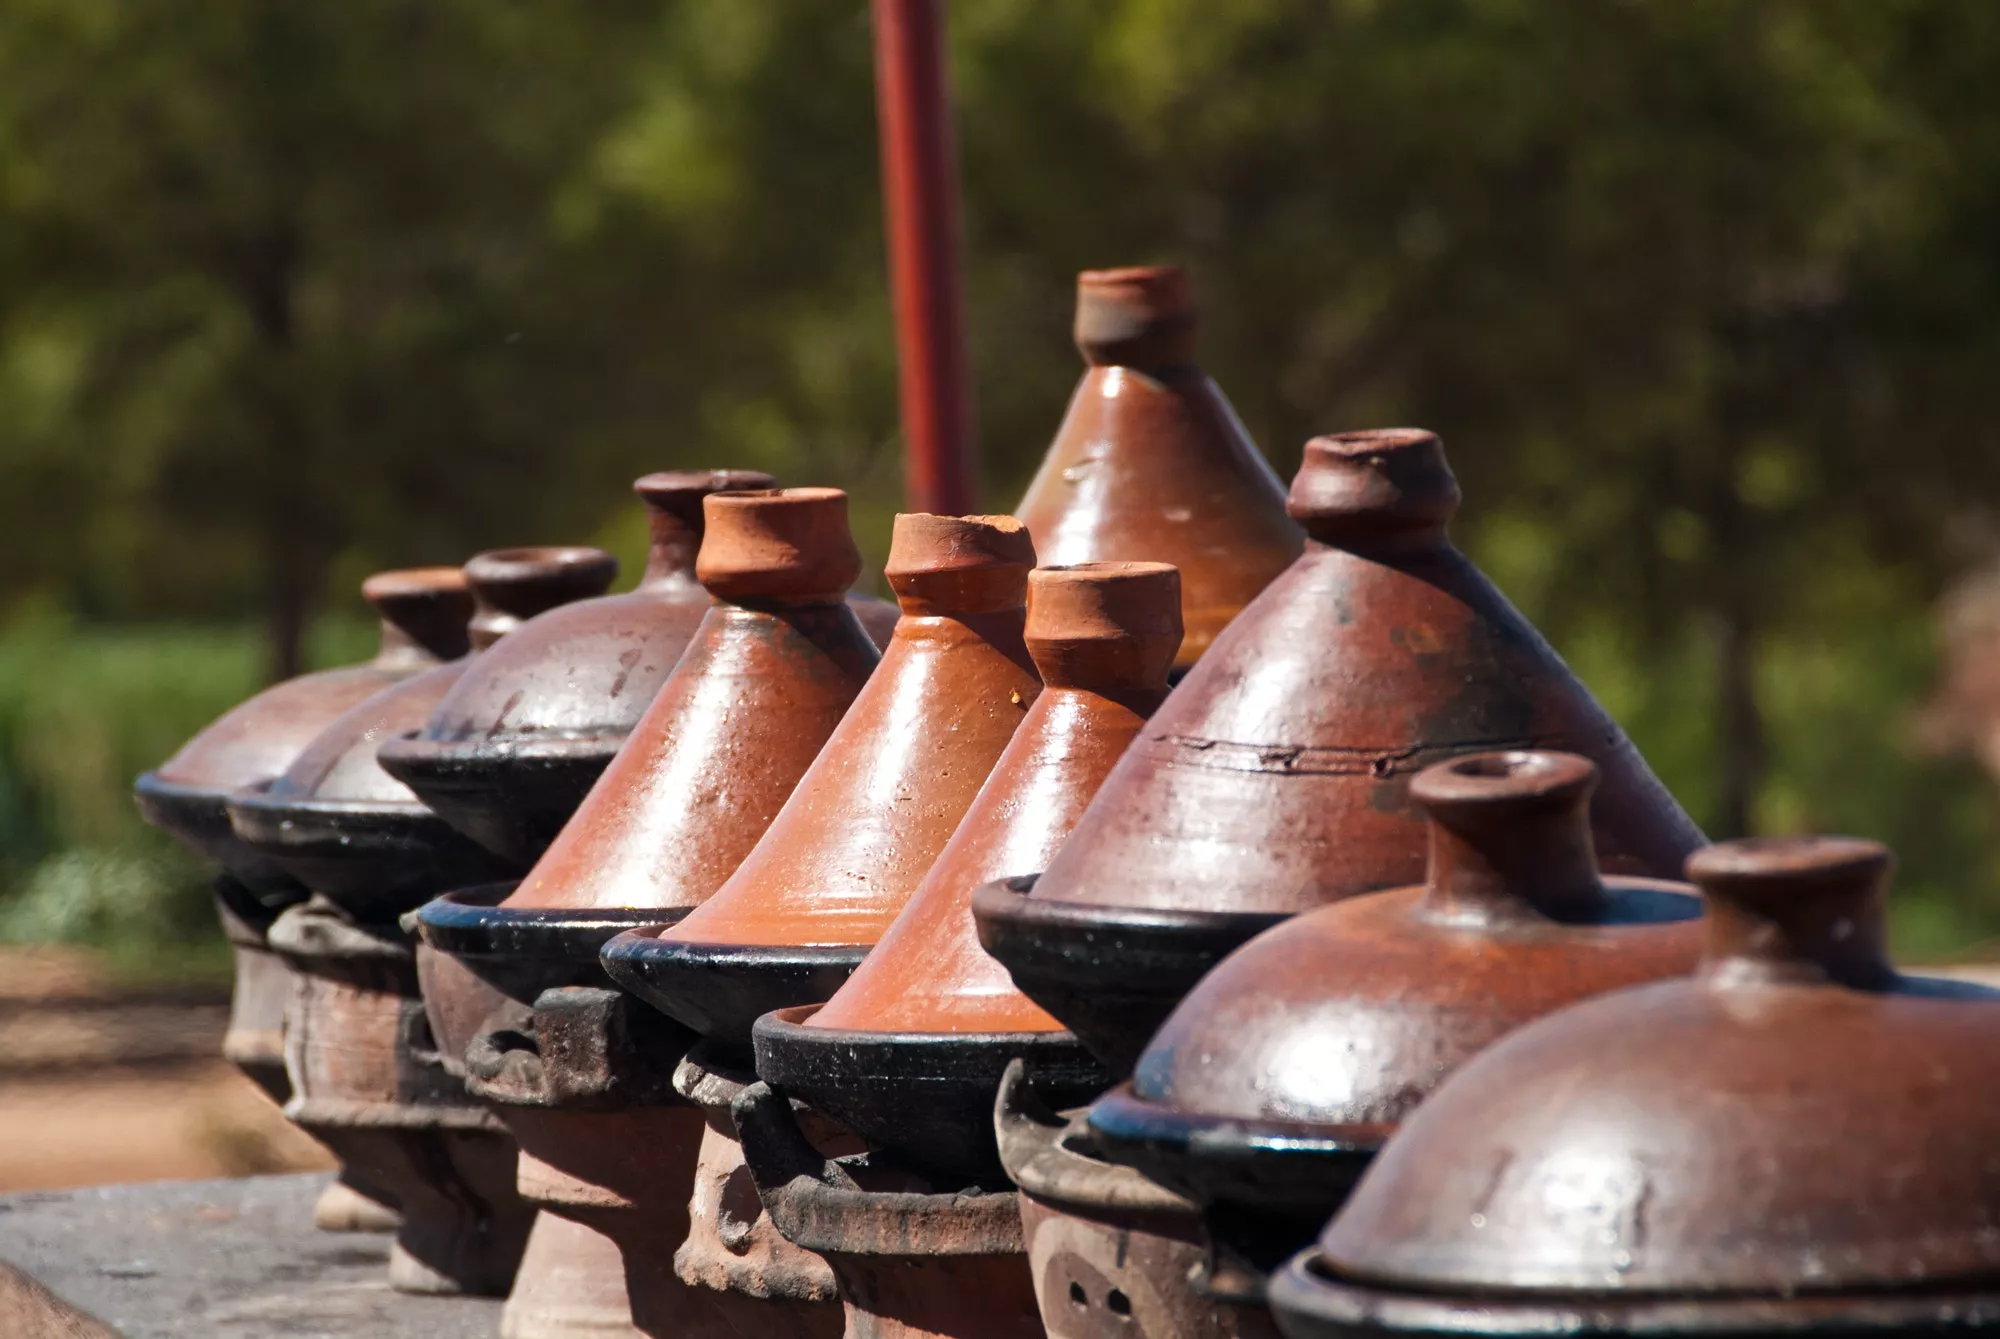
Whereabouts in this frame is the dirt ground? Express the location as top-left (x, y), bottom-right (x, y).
top-left (0, 946), bottom-right (330, 1193)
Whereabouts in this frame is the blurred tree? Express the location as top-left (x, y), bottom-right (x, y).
top-left (4, 0), bottom-right (2000, 947)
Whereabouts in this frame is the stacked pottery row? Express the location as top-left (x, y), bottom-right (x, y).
top-left (128, 261), bottom-right (1981, 1339)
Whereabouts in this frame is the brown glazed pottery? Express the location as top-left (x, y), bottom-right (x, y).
top-left (1013, 266), bottom-right (1302, 671)
top-left (226, 547), bottom-right (617, 917)
top-left (1270, 835), bottom-right (2000, 1339)
top-left (604, 511), bottom-right (1041, 1053)
top-left (975, 428), bottom-right (1705, 1074)
top-left (754, 561), bottom-right (1182, 1187)
top-left (995, 1062), bottom-right (1279, 1339)
top-left (134, 566), bottom-right (473, 894)
top-left (414, 488), bottom-right (881, 1339)
top-left (1089, 750), bottom-right (1705, 1309)
top-left (378, 470), bottom-right (775, 866)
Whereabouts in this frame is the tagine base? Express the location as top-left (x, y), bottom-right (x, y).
top-left (502, 1211), bottom-right (646, 1339)
top-left (504, 1107), bottom-right (736, 1339)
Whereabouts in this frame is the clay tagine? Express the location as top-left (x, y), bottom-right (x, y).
top-left (754, 560), bottom-right (1182, 1187)
top-left (378, 470), bottom-right (774, 865)
top-left (976, 428), bottom-right (1705, 1074)
top-left (227, 547), bottom-right (617, 916)
top-left (603, 510), bottom-right (1042, 1053)
top-left (1014, 266), bottom-right (1302, 672)
top-left (237, 548), bottom-right (614, 1296)
top-left (135, 565), bottom-right (469, 1235)
top-left (135, 566), bottom-right (473, 894)
top-left (1271, 834), bottom-right (2000, 1339)
top-left (416, 488), bottom-right (880, 1339)
top-left (1088, 750), bottom-right (1705, 1303)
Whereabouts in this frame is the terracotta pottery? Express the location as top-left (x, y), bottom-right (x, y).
top-left (672, 1044), bottom-right (849, 1339)
top-left (378, 470), bottom-right (775, 866)
top-left (994, 1062), bottom-right (1278, 1339)
top-left (235, 549), bottom-right (610, 1296)
top-left (1089, 749), bottom-right (1704, 1312)
top-left (736, 1081), bottom-right (1044, 1339)
top-left (268, 898), bottom-right (535, 1295)
top-left (1271, 834), bottom-right (2000, 1339)
top-left (755, 561), bottom-right (1181, 1186)
top-left (975, 428), bottom-right (1705, 1074)
top-left (134, 566), bottom-right (473, 894)
top-left (1014, 266), bottom-right (1303, 671)
top-left (134, 566), bottom-right (468, 1236)
top-left (414, 489), bottom-right (880, 1339)
top-left (227, 547), bottom-right (616, 918)
top-left (605, 511), bottom-right (1040, 1051)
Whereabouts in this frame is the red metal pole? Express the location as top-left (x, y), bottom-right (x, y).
top-left (872, 0), bottom-right (977, 515)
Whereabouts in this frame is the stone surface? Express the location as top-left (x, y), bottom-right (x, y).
top-left (0, 1173), bottom-right (503, 1337)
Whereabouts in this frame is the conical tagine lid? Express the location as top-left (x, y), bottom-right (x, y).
top-left (811, 561), bottom-right (1183, 1035)
top-left (747, 562), bottom-right (1178, 1184)
top-left (1014, 266), bottom-right (1302, 670)
top-left (1087, 750), bottom-right (1704, 1279)
top-left (1275, 835), bottom-right (2000, 1339)
top-left (226, 547), bottom-right (615, 916)
top-left (134, 567), bottom-right (472, 891)
top-left (985, 429), bottom-right (1705, 1070)
top-left (605, 512), bottom-right (1040, 1049)
top-left (505, 488), bottom-right (881, 914)
top-left (378, 470), bottom-right (775, 865)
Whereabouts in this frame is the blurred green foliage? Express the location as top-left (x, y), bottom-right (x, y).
top-left (2, 0), bottom-right (2000, 962)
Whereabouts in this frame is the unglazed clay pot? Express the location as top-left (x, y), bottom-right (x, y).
top-left (378, 471), bottom-right (775, 866)
top-left (995, 1062), bottom-right (1278, 1339)
top-left (1270, 835), bottom-right (2000, 1339)
top-left (269, 897), bottom-right (534, 1296)
top-left (414, 488), bottom-right (881, 1339)
top-left (134, 566), bottom-right (473, 894)
top-left (1089, 750), bottom-right (1705, 1315)
top-left (1015, 267), bottom-right (1302, 671)
top-left (755, 561), bottom-right (1182, 1186)
top-left (736, 1080), bottom-right (1044, 1339)
top-left (604, 511), bottom-right (1041, 1052)
top-left (227, 547), bottom-right (617, 917)
top-left (975, 428), bottom-right (1705, 1074)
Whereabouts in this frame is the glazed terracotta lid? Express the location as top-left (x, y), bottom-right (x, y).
top-left (226, 547), bottom-right (615, 920)
top-left (1014, 266), bottom-right (1303, 670)
top-left (377, 470), bottom-right (774, 865)
top-left (420, 488), bottom-right (881, 1007)
top-left (1087, 750), bottom-right (1705, 1284)
top-left (978, 428), bottom-right (1705, 1073)
top-left (752, 562), bottom-right (1181, 1184)
top-left (602, 511), bottom-right (1041, 1053)
top-left (1272, 835), bottom-right (2000, 1339)
top-left (133, 567), bottom-right (472, 894)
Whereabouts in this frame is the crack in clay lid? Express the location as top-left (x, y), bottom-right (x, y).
top-left (1027, 427), bottom-right (1704, 918)
top-left (1012, 265), bottom-right (1302, 670)
top-left (1303, 834), bottom-right (2000, 1315)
